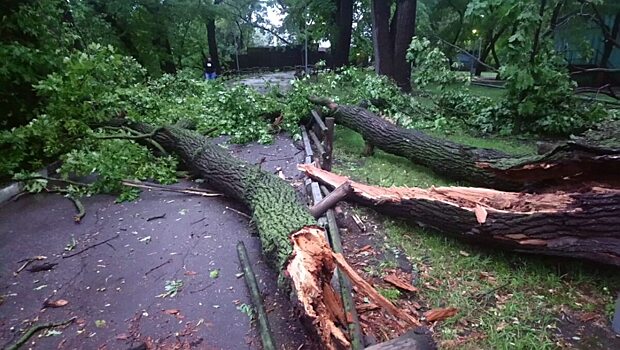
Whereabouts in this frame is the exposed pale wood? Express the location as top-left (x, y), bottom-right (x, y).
top-left (323, 185), bottom-right (364, 350)
top-left (331, 252), bottom-right (421, 327)
top-left (384, 274), bottom-right (418, 293)
top-left (424, 307), bottom-right (459, 322)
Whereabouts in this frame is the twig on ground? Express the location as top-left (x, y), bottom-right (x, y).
top-left (62, 234), bottom-right (120, 259)
top-left (67, 196), bottom-right (85, 223)
top-left (190, 217), bottom-right (206, 225)
top-left (14, 256), bottom-right (47, 275)
top-left (145, 259), bottom-right (172, 276)
top-left (225, 206), bottom-right (252, 219)
top-left (146, 213), bottom-right (166, 222)
top-left (4, 317), bottom-right (76, 350)
top-left (122, 180), bottom-right (222, 197)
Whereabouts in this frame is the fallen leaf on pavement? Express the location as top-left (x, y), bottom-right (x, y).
top-left (44, 299), bottom-right (69, 308)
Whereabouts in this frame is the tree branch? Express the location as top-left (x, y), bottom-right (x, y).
top-left (432, 35), bottom-right (499, 72)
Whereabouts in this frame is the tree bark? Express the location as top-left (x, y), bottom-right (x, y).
top-left (475, 26), bottom-right (506, 76)
top-left (300, 165), bottom-right (620, 267)
top-left (392, 0), bottom-right (417, 92)
top-left (89, 1), bottom-right (143, 65)
top-left (601, 11), bottom-right (620, 68)
top-left (309, 97), bottom-right (620, 191)
top-left (371, 0), bottom-right (417, 91)
top-left (121, 122), bottom-right (421, 348)
top-left (207, 16), bottom-right (220, 74)
top-left (371, 0), bottom-right (393, 77)
top-left (530, 0), bottom-right (548, 65)
top-left (332, 0), bottom-right (354, 68)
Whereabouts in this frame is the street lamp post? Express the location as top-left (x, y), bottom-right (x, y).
top-left (304, 12), bottom-right (309, 75)
top-left (233, 34), bottom-right (240, 72)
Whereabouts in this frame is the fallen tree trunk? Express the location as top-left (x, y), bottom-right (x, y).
top-left (300, 165), bottom-right (620, 266)
top-left (308, 97), bottom-right (620, 191)
top-left (122, 122), bottom-right (421, 348)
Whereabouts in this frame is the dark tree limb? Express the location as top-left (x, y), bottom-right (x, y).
top-left (5, 317), bottom-right (76, 350)
top-left (67, 195), bottom-right (85, 223)
top-left (309, 97), bottom-right (620, 191)
top-left (301, 165), bottom-right (620, 267)
top-left (62, 234), bottom-right (120, 259)
top-left (237, 241), bottom-right (276, 350)
top-left (309, 181), bottom-right (352, 218)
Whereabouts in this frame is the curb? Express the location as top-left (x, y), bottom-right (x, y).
top-left (0, 181), bottom-right (24, 204)
top-left (0, 167), bottom-right (49, 205)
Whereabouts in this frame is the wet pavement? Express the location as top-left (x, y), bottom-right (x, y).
top-left (0, 135), bottom-right (312, 350)
top-left (232, 71), bottom-right (296, 94)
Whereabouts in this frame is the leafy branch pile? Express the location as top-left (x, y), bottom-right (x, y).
top-left (2, 37), bottom-right (617, 201)
top-left (0, 45), bottom-right (306, 199)
top-left (407, 36), bottom-right (616, 136)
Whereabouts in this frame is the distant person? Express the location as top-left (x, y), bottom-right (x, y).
top-left (204, 58), bottom-right (216, 80)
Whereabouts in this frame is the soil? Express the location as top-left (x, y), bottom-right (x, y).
top-left (555, 308), bottom-right (620, 349)
top-left (334, 203), bottom-right (429, 346)
top-left (0, 135), bottom-right (313, 350)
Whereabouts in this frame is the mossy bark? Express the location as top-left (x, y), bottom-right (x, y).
top-left (128, 123), bottom-right (315, 270)
top-left (309, 97), bottom-right (620, 191)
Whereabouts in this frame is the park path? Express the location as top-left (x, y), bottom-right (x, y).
top-left (0, 128), bottom-right (311, 350)
top-left (232, 71), bottom-right (296, 94)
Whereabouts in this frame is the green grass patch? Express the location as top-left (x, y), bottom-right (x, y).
top-left (377, 287), bottom-right (402, 301)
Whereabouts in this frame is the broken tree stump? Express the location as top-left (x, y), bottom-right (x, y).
top-left (308, 97), bottom-right (620, 191)
top-left (122, 122), bottom-right (421, 349)
top-left (300, 164), bottom-right (620, 266)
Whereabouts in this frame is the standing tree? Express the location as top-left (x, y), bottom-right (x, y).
top-left (331, 0), bottom-right (354, 67)
top-left (205, 0), bottom-right (223, 74)
top-left (279, 0), bottom-right (354, 67)
top-left (371, 0), bottom-right (418, 91)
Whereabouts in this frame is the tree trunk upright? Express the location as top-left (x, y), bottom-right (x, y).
top-left (331, 0), bottom-right (354, 68)
top-left (206, 0), bottom-right (222, 74)
top-left (371, 0), bottom-right (394, 77)
top-left (392, 0), bottom-right (417, 91)
top-left (371, 0), bottom-right (417, 91)
top-left (601, 11), bottom-right (620, 68)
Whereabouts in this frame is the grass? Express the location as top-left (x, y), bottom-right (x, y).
top-left (377, 287), bottom-right (402, 301)
top-left (332, 126), bottom-right (620, 349)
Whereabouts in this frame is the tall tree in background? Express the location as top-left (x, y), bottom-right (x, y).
top-left (206, 0), bottom-right (223, 74)
top-left (371, 0), bottom-right (418, 91)
top-left (279, 0), bottom-right (354, 67)
top-left (331, 0), bottom-right (354, 67)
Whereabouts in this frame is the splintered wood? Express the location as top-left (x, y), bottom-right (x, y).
top-left (287, 227), bottom-right (350, 349)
